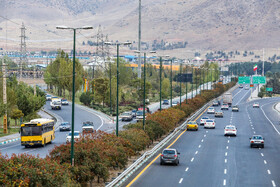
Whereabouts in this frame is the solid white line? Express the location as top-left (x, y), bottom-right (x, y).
top-left (201, 139), bottom-right (204, 142)
top-left (223, 179), bottom-right (226, 186)
top-left (198, 145), bottom-right (201, 148)
top-left (272, 180), bottom-right (276, 187)
top-left (179, 178), bottom-right (183, 184)
top-left (261, 153), bottom-right (264, 157)
top-left (236, 89), bottom-right (251, 105)
top-left (185, 167), bottom-right (189, 172)
top-left (195, 151), bottom-right (198, 155)
top-left (191, 157), bottom-right (194, 162)
top-left (0, 144), bottom-right (19, 150)
top-left (226, 146), bottom-right (229, 149)
top-left (225, 152), bottom-right (228, 156)
top-left (225, 159), bottom-right (227, 163)
top-left (260, 103), bottom-right (280, 136)
top-left (264, 160), bottom-right (267, 164)
top-left (267, 170), bottom-right (271, 174)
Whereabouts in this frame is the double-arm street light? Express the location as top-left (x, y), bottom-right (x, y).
top-left (56, 25), bottom-right (93, 167)
top-left (105, 42), bottom-right (131, 136)
top-left (134, 50), bottom-right (155, 130)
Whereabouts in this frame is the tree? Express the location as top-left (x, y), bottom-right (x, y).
top-left (162, 78), bottom-right (170, 99)
top-left (94, 78), bottom-right (109, 106)
top-left (80, 92), bottom-right (93, 106)
top-left (10, 108), bottom-right (24, 126)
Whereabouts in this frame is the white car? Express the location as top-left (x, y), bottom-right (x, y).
top-left (120, 112), bottom-right (133, 121)
top-left (61, 98), bottom-right (69, 105)
top-left (66, 131), bottom-right (80, 143)
top-left (207, 107), bottom-right (215, 114)
top-left (224, 125), bottom-right (237, 136)
top-left (245, 85), bottom-right (249, 90)
top-left (253, 102), bottom-right (260, 108)
top-left (46, 94), bottom-right (52, 101)
top-left (200, 116), bottom-right (209, 125)
top-left (82, 121), bottom-right (94, 133)
top-left (172, 101), bottom-right (179, 106)
top-left (204, 119), bottom-right (215, 129)
top-left (221, 104), bottom-right (229, 110)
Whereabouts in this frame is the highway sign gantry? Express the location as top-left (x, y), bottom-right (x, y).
top-left (253, 76), bottom-right (266, 84)
top-left (238, 76), bottom-right (250, 84)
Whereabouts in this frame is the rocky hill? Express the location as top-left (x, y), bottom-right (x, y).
top-left (1, 0), bottom-right (280, 53)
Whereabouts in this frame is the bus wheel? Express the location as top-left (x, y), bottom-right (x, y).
top-left (50, 136), bottom-right (53, 144)
top-left (42, 139), bottom-right (46, 147)
top-left (25, 145), bottom-right (29, 148)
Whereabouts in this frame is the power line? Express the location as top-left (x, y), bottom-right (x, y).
top-left (0, 14), bottom-right (20, 26)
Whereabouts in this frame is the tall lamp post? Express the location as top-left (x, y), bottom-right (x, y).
top-left (134, 50), bottom-right (155, 130)
top-left (191, 66), bottom-right (194, 99)
top-left (180, 63), bottom-right (182, 107)
top-left (56, 25), bottom-right (93, 167)
top-left (170, 59), bottom-right (173, 107)
top-left (105, 42), bottom-right (131, 136)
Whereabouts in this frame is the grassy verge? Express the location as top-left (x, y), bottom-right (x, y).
top-left (0, 127), bottom-right (20, 137)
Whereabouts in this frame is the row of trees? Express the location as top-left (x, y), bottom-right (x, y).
top-left (0, 81), bottom-right (236, 185)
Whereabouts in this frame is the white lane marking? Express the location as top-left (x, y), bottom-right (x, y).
top-left (225, 152), bottom-right (228, 156)
top-left (204, 134), bottom-right (206, 137)
top-left (261, 153), bottom-right (264, 157)
top-left (185, 167), bottom-right (189, 172)
top-left (226, 146), bottom-right (229, 149)
top-left (24, 149), bottom-right (36, 154)
top-left (251, 124), bottom-right (253, 127)
top-left (195, 151), bottom-right (198, 155)
top-left (179, 178), bottom-right (183, 184)
top-left (253, 131), bottom-right (256, 134)
top-left (267, 170), bottom-right (271, 175)
top-left (201, 139), bottom-right (204, 142)
top-left (264, 160), bottom-right (267, 164)
top-left (0, 144), bottom-right (19, 150)
top-left (223, 179), bottom-right (226, 186)
top-left (198, 145), bottom-right (201, 148)
top-left (272, 180), bottom-right (276, 187)
top-left (236, 89), bottom-right (251, 105)
top-left (225, 159), bottom-right (227, 163)
top-left (206, 131), bottom-right (208, 133)
top-left (227, 140), bottom-right (230, 143)
top-left (233, 88), bottom-right (243, 97)
top-left (191, 157), bottom-right (194, 162)
top-left (252, 127), bottom-right (254, 130)
top-left (260, 103), bottom-right (280, 136)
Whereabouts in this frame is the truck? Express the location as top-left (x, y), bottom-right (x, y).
top-left (50, 98), bottom-right (62, 110)
top-left (223, 93), bottom-right (232, 107)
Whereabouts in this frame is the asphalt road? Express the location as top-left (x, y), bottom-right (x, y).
top-left (0, 76), bottom-right (231, 158)
top-left (126, 87), bottom-right (280, 187)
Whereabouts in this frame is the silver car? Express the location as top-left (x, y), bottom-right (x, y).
top-left (120, 112), bottom-right (133, 121)
top-left (215, 110), bottom-right (224, 118)
top-left (160, 148), bottom-right (180, 166)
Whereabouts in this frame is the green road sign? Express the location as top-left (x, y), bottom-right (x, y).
top-left (238, 76), bottom-right (250, 84)
top-left (253, 76), bottom-right (266, 84)
top-left (266, 87), bottom-right (273, 92)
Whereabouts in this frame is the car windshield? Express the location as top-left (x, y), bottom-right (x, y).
top-left (189, 121), bottom-right (196, 124)
top-left (253, 136), bottom-right (262, 140)
top-left (206, 120), bottom-right (213, 122)
top-left (61, 122), bottom-right (69, 126)
top-left (83, 123), bottom-right (93, 127)
top-left (136, 111), bottom-right (143, 115)
top-left (163, 100), bottom-right (168, 102)
top-left (226, 126), bottom-right (235, 129)
top-left (254, 103), bottom-right (259, 105)
top-left (209, 107), bottom-right (214, 110)
top-left (69, 132), bottom-right (80, 136)
top-left (132, 110), bottom-right (137, 112)
top-left (202, 117), bottom-right (209, 119)
top-left (62, 99), bottom-right (67, 101)
top-left (46, 95), bottom-right (51, 97)
top-left (122, 112), bottom-right (131, 116)
top-left (233, 106), bottom-right (238, 108)
top-left (163, 150), bottom-right (175, 154)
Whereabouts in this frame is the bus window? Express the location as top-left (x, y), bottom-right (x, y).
top-left (21, 126), bottom-right (42, 136)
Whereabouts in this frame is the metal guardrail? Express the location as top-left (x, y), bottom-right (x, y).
top-left (106, 82), bottom-right (238, 187)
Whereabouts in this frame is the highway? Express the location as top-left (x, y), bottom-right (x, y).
top-left (125, 87), bottom-right (280, 187)
top-left (0, 77), bottom-right (231, 158)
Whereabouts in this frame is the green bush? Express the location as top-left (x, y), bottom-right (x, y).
top-left (80, 92), bottom-right (93, 106)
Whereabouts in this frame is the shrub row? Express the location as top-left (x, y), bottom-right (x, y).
top-left (0, 81), bottom-right (236, 186)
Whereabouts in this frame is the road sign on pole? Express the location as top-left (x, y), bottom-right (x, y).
top-left (238, 76), bottom-right (250, 84)
top-left (252, 76), bottom-right (266, 84)
top-left (266, 87), bottom-right (273, 92)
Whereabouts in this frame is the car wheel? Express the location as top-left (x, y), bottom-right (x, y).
top-left (25, 145), bottom-right (29, 148)
top-left (160, 161), bottom-right (163, 165)
top-left (250, 144), bottom-right (253, 148)
top-left (262, 145), bottom-right (264, 148)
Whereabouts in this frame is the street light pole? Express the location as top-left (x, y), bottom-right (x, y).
top-left (170, 59), bottom-right (172, 107)
top-left (192, 66), bottom-right (194, 99)
top-left (56, 25), bottom-right (93, 167)
top-left (180, 63), bottom-right (182, 107)
top-left (186, 65), bottom-right (188, 104)
top-left (110, 60), bottom-right (112, 115)
top-left (196, 68), bottom-right (198, 97)
top-left (160, 57), bottom-right (162, 111)
top-left (143, 53), bottom-right (146, 130)
top-left (116, 44), bottom-right (120, 136)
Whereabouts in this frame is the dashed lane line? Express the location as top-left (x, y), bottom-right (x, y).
top-left (179, 178), bottom-right (183, 184)
top-left (225, 152), bottom-right (228, 156)
top-left (224, 169), bottom-right (227, 174)
top-left (264, 160), bottom-right (267, 164)
top-left (191, 157), bottom-right (194, 162)
top-left (223, 179), bottom-right (227, 186)
top-left (261, 153), bottom-right (264, 157)
top-left (267, 170), bottom-right (271, 175)
top-left (225, 159), bottom-right (227, 163)
top-left (185, 167), bottom-right (189, 172)
top-left (272, 180), bottom-right (276, 187)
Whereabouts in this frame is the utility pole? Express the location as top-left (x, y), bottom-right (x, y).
top-left (170, 60), bottom-right (172, 107)
top-left (191, 66), bottom-right (194, 99)
top-left (180, 63), bottom-right (182, 107)
top-left (19, 22), bottom-right (27, 81)
top-left (262, 48), bottom-right (265, 76)
top-left (159, 57), bottom-right (162, 111)
top-left (2, 56), bottom-right (7, 134)
top-left (33, 62), bottom-right (36, 96)
top-left (138, 0), bottom-right (142, 78)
